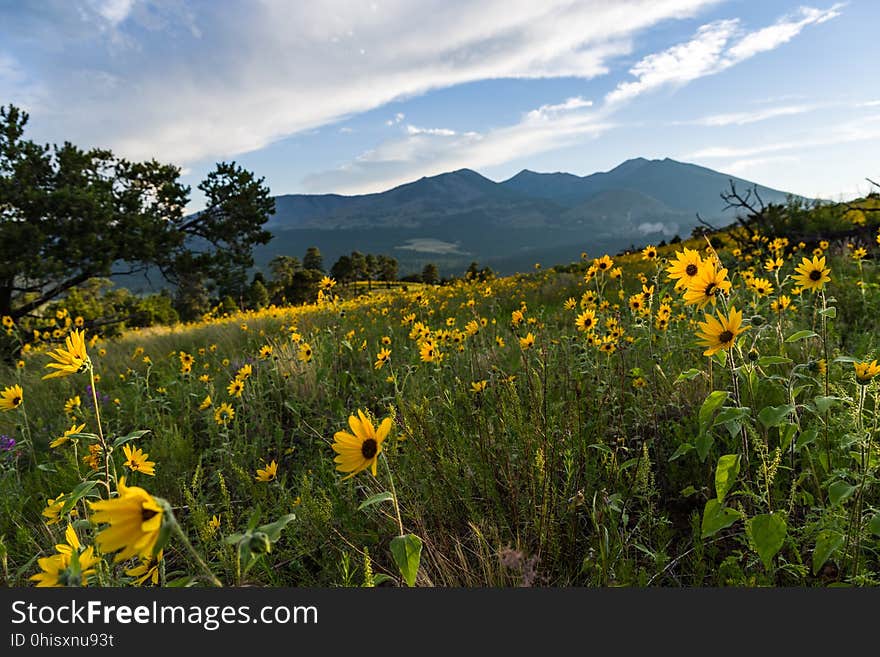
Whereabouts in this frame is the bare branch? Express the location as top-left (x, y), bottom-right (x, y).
top-left (695, 212), bottom-right (719, 232)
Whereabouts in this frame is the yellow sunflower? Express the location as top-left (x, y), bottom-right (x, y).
top-left (331, 410), bottom-right (392, 480)
top-left (227, 378), bottom-right (244, 397)
top-left (122, 444), bottom-right (156, 476)
top-left (750, 277), bottom-right (774, 297)
top-left (683, 263), bottom-right (732, 308)
top-left (29, 524), bottom-right (99, 587)
top-left (792, 255), bottom-right (831, 292)
top-left (43, 329), bottom-right (90, 379)
top-left (666, 248), bottom-right (703, 290)
top-left (575, 309), bottom-right (597, 333)
top-left (374, 348), bottom-right (391, 370)
top-left (90, 477), bottom-right (164, 562)
top-left (470, 380), bottom-right (488, 394)
top-left (255, 459), bottom-right (278, 482)
top-left (854, 360), bottom-right (880, 385)
top-left (593, 254), bottom-right (614, 272)
top-left (125, 550), bottom-right (163, 586)
top-left (298, 342), bottom-right (313, 363)
top-left (695, 305), bottom-right (748, 356)
top-left (0, 384), bottom-right (23, 412)
top-left (49, 422), bottom-right (86, 449)
top-left (214, 402), bottom-right (235, 426)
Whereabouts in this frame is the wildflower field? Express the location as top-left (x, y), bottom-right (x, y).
top-left (2, 208), bottom-right (880, 587)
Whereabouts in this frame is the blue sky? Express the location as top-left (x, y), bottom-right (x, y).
top-left (2, 0), bottom-right (878, 209)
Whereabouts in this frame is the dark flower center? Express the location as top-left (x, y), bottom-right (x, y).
top-left (686, 264), bottom-right (698, 276)
top-left (704, 282), bottom-right (717, 296)
top-left (361, 438), bottom-right (378, 459)
top-left (142, 507), bottom-right (159, 522)
top-left (809, 270), bottom-right (821, 281)
top-left (12, 396), bottom-right (21, 406)
top-left (719, 330), bottom-right (734, 344)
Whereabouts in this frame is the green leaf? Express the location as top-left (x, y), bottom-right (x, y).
top-left (813, 396), bottom-right (843, 415)
top-left (668, 443), bottom-right (694, 462)
top-left (828, 481), bottom-right (856, 506)
top-left (818, 306), bottom-right (836, 319)
top-left (619, 458), bottom-right (640, 471)
top-left (112, 429), bottom-right (151, 449)
top-left (675, 368), bottom-right (703, 384)
top-left (166, 576), bottom-right (196, 587)
top-left (358, 491), bottom-right (394, 512)
top-left (58, 480), bottom-right (99, 518)
top-left (699, 390), bottom-right (729, 435)
top-left (791, 384), bottom-right (811, 401)
top-left (679, 486), bottom-right (698, 497)
top-left (257, 513), bottom-right (297, 542)
top-left (715, 454), bottom-right (741, 503)
top-left (748, 513), bottom-right (787, 570)
top-left (246, 506), bottom-right (262, 532)
top-left (758, 404), bottom-right (794, 429)
top-left (714, 406), bottom-right (751, 426)
top-left (795, 428), bottom-right (819, 451)
top-left (757, 356), bottom-right (793, 367)
top-left (812, 530), bottom-right (844, 576)
top-left (785, 330), bottom-right (818, 342)
top-left (869, 514), bottom-right (880, 537)
top-left (779, 424), bottom-right (798, 452)
top-left (714, 406), bottom-right (751, 438)
top-left (701, 499), bottom-right (741, 539)
top-left (695, 430), bottom-right (714, 463)
top-left (390, 533), bottom-right (423, 587)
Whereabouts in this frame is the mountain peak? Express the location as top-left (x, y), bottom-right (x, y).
top-left (609, 157), bottom-right (650, 174)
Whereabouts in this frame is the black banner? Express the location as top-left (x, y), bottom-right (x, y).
top-left (0, 587), bottom-right (872, 653)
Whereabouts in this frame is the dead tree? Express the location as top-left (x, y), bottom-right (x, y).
top-left (719, 180), bottom-right (769, 248)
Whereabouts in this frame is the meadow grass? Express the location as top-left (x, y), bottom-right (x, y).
top-left (1, 228), bottom-right (879, 587)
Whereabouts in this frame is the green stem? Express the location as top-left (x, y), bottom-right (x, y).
top-left (19, 402), bottom-right (35, 466)
top-left (382, 452), bottom-right (405, 537)
top-left (88, 366), bottom-right (112, 497)
top-left (171, 516), bottom-right (223, 587)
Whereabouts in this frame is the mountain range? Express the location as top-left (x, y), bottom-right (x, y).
top-left (254, 157), bottom-right (797, 276)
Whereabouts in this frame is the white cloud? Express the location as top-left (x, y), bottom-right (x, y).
top-left (606, 5), bottom-right (841, 104)
top-left (385, 112), bottom-right (406, 126)
top-left (726, 5), bottom-right (843, 61)
top-left (682, 103), bottom-right (821, 126)
top-left (526, 96), bottom-right (594, 121)
top-left (720, 155), bottom-right (800, 175)
top-left (304, 103), bottom-right (614, 194)
top-left (405, 125), bottom-right (456, 136)
top-left (338, 126), bottom-right (354, 133)
top-left (306, 5), bottom-right (842, 194)
top-left (90, 0), bottom-right (137, 26)
top-left (684, 115), bottom-right (880, 160)
top-left (607, 19), bottom-right (740, 105)
top-left (6, 0), bottom-right (721, 163)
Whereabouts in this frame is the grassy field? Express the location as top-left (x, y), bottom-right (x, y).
top-left (2, 221), bottom-right (880, 587)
